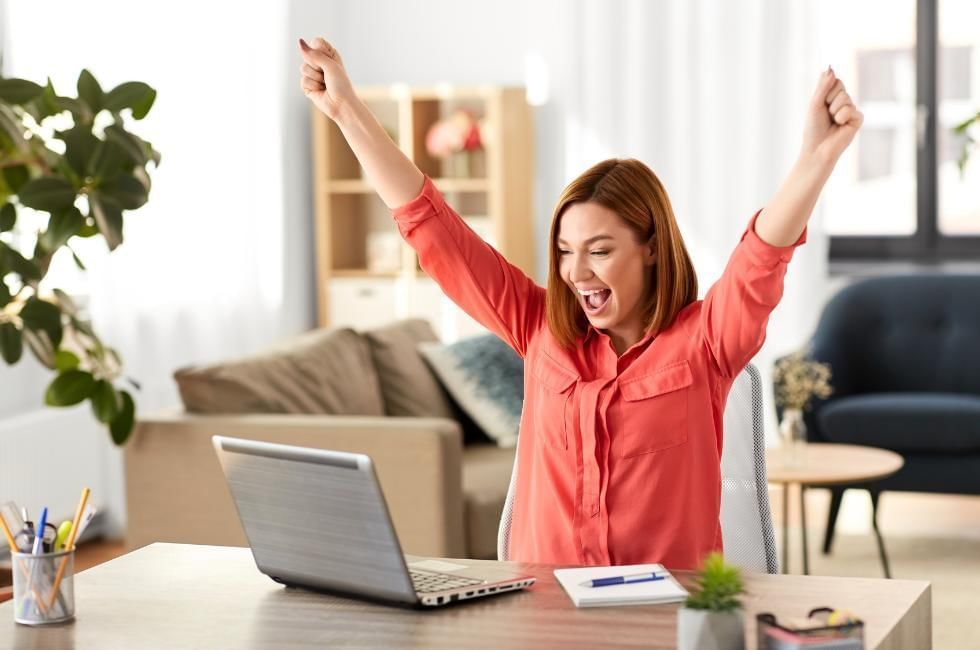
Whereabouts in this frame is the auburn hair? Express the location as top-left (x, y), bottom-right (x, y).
top-left (546, 158), bottom-right (698, 348)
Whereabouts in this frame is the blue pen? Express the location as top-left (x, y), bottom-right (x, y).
top-left (32, 507), bottom-right (48, 555)
top-left (581, 571), bottom-right (667, 588)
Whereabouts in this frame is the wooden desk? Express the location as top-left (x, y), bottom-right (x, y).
top-left (0, 543), bottom-right (931, 649)
top-left (767, 443), bottom-right (905, 577)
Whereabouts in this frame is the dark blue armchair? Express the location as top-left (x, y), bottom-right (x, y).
top-left (778, 274), bottom-right (980, 575)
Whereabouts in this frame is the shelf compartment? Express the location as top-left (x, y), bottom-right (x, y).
top-left (328, 193), bottom-right (404, 274)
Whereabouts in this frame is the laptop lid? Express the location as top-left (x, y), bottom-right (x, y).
top-left (212, 436), bottom-right (418, 605)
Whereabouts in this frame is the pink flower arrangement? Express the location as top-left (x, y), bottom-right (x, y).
top-left (425, 109), bottom-right (483, 158)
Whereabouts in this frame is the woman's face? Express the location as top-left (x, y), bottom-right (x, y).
top-left (557, 201), bottom-right (656, 349)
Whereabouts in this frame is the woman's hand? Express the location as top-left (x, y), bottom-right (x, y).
top-left (298, 37), bottom-right (356, 121)
top-left (799, 67), bottom-right (864, 166)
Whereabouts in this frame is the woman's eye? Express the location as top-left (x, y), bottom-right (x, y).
top-left (558, 249), bottom-right (571, 256)
top-left (591, 250), bottom-right (608, 256)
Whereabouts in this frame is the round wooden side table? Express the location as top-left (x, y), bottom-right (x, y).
top-left (765, 443), bottom-right (904, 577)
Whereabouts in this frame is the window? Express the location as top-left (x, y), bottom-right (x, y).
top-left (823, 0), bottom-right (980, 260)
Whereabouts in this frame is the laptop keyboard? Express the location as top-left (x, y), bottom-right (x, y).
top-left (410, 569), bottom-right (483, 593)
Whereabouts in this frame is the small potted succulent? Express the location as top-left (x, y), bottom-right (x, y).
top-left (677, 552), bottom-right (746, 650)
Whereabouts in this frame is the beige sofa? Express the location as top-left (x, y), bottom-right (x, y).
top-left (123, 320), bottom-right (517, 559)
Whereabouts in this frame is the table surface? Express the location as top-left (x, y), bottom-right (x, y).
top-left (766, 442), bottom-right (905, 485)
top-left (0, 543), bottom-right (930, 649)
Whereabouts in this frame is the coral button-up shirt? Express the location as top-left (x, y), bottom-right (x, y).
top-left (392, 176), bottom-right (806, 569)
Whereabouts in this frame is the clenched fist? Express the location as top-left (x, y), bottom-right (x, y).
top-left (298, 37), bottom-right (356, 121)
top-left (800, 67), bottom-right (865, 164)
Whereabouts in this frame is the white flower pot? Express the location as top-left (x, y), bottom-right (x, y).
top-left (677, 607), bottom-right (745, 650)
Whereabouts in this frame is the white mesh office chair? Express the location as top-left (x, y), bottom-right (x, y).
top-left (497, 362), bottom-right (779, 574)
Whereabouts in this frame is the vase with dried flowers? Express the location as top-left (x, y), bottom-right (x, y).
top-left (773, 349), bottom-right (833, 466)
top-left (424, 108), bottom-right (484, 177)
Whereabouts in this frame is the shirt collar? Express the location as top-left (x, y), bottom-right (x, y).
top-left (584, 324), bottom-right (655, 353)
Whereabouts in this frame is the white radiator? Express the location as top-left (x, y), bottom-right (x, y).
top-left (0, 406), bottom-right (125, 550)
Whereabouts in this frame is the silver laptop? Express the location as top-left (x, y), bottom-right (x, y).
top-left (212, 435), bottom-right (535, 607)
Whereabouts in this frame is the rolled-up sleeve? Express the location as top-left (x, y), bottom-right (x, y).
top-left (392, 175), bottom-right (544, 357)
top-left (700, 209), bottom-right (807, 377)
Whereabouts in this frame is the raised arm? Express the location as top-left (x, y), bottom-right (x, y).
top-left (298, 37), bottom-right (544, 356)
top-left (298, 37), bottom-right (423, 208)
top-left (754, 66), bottom-right (864, 246)
top-left (701, 67), bottom-right (863, 377)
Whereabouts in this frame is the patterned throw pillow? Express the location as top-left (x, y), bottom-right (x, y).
top-left (418, 334), bottom-right (525, 447)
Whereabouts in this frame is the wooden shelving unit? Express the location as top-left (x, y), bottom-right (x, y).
top-left (310, 85), bottom-right (535, 339)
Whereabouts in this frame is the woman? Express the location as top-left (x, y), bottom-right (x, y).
top-left (299, 37), bottom-right (862, 569)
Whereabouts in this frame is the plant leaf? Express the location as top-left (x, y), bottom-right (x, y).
top-left (40, 206), bottom-right (84, 252)
top-left (45, 369), bottom-right (96, 406)
top-left (0, 241), bottom-right (42, 280)
top-left (29, 79), bottom-right (64, 121)
top-left (90, 379), bottom-right (120, 423)
top-left (0, 279), bottom-right (10, 307)
top-left (0, 78), bottom-right (44, 104)
top-left (88, 193), bottom-right (124, 250)
top-left (104, 124), bottom-right (157, 166)
top-left (89, 139), bottom-right (128, 180)
top-left (99, 173), bottom-right (146, 210)
top-left (19, 296), bottom-right (63, 349)
top-left (59, 126), bottom-right (100, 177)
top-left (1, 165), bottom-right (30, 195)
top-left (54, 95), bottom-right (91, 125)
top-left (54, 349), bottom-right (80, 371)
top-left (0, 322), bottom-right (23, 363)
top-left (109, 389), bottom-right (135, 445)
top-left (76, 69), bottom-right (104, 113)
top-left (17, 177), bottom-right (77, 213)
top-left (0, 202), bottom-right (15, 232)
top-left (104, 82), bottom-right (157, 120)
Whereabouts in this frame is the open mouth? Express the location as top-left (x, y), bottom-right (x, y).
top-left (582, 289), bottom-right (611, 315)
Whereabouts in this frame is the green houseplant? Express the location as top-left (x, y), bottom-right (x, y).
top-left (677, 552), bottom-right (746, 650)
top-left (954, 110), bottom-right (980, 175)
top-left (0, 69), bottom-right (159, 444)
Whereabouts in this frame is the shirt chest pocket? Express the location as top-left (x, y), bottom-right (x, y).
top-left (530, 352), bottom-right (577, 450)
top-left (618, 360), bottom-right (693, 458)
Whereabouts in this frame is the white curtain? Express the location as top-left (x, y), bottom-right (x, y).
top-left (525, 0), bottom-right (832, 439)
top-left (3, 0), bottom-right (313, 413)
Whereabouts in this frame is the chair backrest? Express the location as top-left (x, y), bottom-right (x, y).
top-left (719, 363), bottom-right (779, 573)
top-left (812, 274), bottom-right (980, 396)
top-left (497, 362), bottom-right (779, 574)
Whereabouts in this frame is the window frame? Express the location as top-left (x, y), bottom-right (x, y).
top-left (829, 0), bottom-right (980, 262)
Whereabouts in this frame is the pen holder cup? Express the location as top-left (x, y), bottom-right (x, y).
top-left (11, 549), bottom-right (75, 625)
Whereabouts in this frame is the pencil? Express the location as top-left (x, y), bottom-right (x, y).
top-left (0, 512), bottom-right (17, 550)
top-left (46, 487), bottom-right (89, 610)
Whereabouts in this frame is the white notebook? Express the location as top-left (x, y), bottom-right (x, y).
top-left (553, 564), bottom-right (689, 608)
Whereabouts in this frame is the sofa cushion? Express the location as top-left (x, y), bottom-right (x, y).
top-left (174, 327), bottom-right (385, 415)
top-left (462, 443), bottom-right (516, 559)
top-left (818, 393), bottom-right (980, 453)
top-left (419, 334), bottom-right (524, 447)
top-left (362, 319), bottom-right (456, 419)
